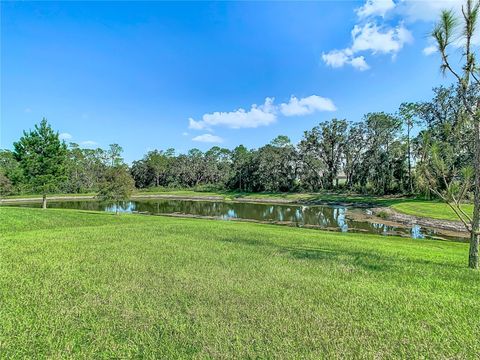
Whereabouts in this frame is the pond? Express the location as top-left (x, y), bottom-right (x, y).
top-left (7, 198), bottom-right (467, 242)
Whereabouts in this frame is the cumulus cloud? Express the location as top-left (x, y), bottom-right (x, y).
top-left (323, 0), bottom-right (416, 70)
top-left (280, 95), bottom-right (336, 116)
top-left (351, 22), bottom-right (412, 54)
top-left (350, 56), bottom-right (370, 71)
top-left (189, 98), bottom-right (277, 130)
top-left (423, 45), bottom-right (437, 55)
top-left (322, 50), bottom-right (370, 71)
top-left (396, 0), bottom-right (463, 23)
top-left (323, 21), bottom-right (412, 70)
top-left (396, 1), bottom-right (480, 46)
top-left (322, 49), bottom-right (351, 68)
top-left (188, 95), bottom-right (337, 131)
top-left (189, 118), bottom-right (206, 130)
top-left (192, 134), bottom-right (224, 143)
top-left (59, 132), bottom-right (73, 141)
top-left (322, 0), bottom-right (477, 69)
top-left (356, 0), bottom-right (395, 19)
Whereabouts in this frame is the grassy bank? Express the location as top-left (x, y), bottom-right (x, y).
top-left (1, 207), bottom-right (479, 358)
top-left (1, 189), bottom-right (404, 205)
top-left (1, 192), bottom-right (96, 200)
top-left (136, 188), bottom-right (403, 204)
top-left (391, 201), bottom-right (473, 222)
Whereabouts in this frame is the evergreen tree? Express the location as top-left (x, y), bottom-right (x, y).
top-left (13, 118), bottom-right (68, 208)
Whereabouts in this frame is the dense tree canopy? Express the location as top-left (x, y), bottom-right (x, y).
top-left (0, 85), bottom-right (474, 201)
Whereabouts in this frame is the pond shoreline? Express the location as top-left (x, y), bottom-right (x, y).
top-left (370, 207), bottom-right (468, 234)
top-left (1, 193), bottom-right (468, 237)
top-left (143, 211), bottom-right (468, 242)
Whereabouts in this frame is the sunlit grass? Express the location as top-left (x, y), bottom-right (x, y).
top-left (391, 201), bottom-right (474, 221)
top-left (1, 207), bottom-right (479, 358)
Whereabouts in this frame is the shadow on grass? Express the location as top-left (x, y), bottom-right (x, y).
top-left (282, 245), bottom-right (391, 272)
top-left (219, 233), bottom-right (465, 272)
top-left (220, 236), bottom-right (392, 272)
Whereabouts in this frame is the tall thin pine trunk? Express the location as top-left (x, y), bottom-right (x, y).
top-left (469, 119), bottom-right (480, 268)
top-left (407, 124), bottom-right (413, 193)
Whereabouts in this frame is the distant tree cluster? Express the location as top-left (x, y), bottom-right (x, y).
top-left (0, 119), bottom-right (135, 208)
top-left (127, 87), bottom-right (472, 198)
top-left (0, 84), bottom-right (472, 203)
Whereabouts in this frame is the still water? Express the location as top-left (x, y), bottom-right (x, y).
top-left (9, 199), bottom-right (466, 241)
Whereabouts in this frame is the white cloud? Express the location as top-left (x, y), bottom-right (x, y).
top-left (324, 0), bottom-right (477, 68)
top-left (394, 1), bottom-right (480, 47)
top-left (423, 45), bottom-right (437, 55)
top-left (356, 0), bottom-right (395, 19)
top-left (395, 1), bottom-right (480, 50)
top-left (192, 134), bottom-right (224, 143)
top-left (322, 50), bottom-right (370, 71)
top-left (280, 95), bottom-right (336, 116)
top-left (397, 0), bottom-right (463, 23)
top-left (351, 22), bottom-right (413, 54)
top-left (189, 118), bottom-right (205, 130)
top-left (350, 56), bottom-right (370, 70)
top-left (322, 49), bottom-right (351, 68)
top-left (80, 140), bottom-right (98, 148)
top-left (189, 95), bottom-right (337, 130)
top-left (24, 108), bottom-right (32, 113)
top-left (182, 132), bottom-right (189, 136)
top-left (323, 0), bottom-right (414, 71)
top-left (355, 0), bottom-right (465, 24)
top-left (59, 132), bottom-right (73, 140)
top-left (189, 98), bottom-right (277, 130)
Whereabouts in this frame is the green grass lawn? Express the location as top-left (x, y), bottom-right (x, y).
top-left (2, 192), bottom-right (96, 200)
top-left (135, 188), bottom-right (401, 204)
top-left (1, 207), bottom-right (479, 358)
top-left (391, 201), bottom-right (474, 222)
top-left (2, 189), bottom-right (406, 207)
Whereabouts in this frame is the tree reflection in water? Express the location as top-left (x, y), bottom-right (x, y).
top-left (14, 199), bottom-right (464, 241)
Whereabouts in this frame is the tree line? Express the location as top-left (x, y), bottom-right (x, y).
top-left (127, 84), bottom-right (474, 199)
top-left (0, 84), bottom-right (472, 200)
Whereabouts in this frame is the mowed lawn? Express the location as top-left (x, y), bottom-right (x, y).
top-left (391, 201), bottom-right (474, 222)
top-left (1, 208), bottom-right (479, 358)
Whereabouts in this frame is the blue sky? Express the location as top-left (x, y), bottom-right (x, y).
top-left (1, 1), bottom-right (463, 162)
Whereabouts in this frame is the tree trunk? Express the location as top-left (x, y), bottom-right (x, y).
top-left (42, 194), bottom-right (47, 209)
top-left (407, 125), bottom-right (413, 194)
top-left (469, 119), bottom-right (480, 269)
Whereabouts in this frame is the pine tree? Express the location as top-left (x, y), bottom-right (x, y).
top-left (13, 118), bottom-right (68, 209)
